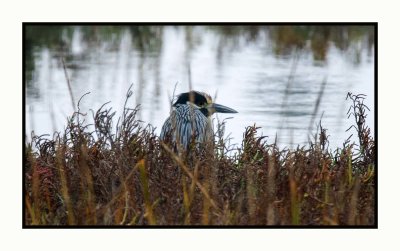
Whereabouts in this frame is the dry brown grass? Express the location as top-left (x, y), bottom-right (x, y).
top-left (24, 92), bottom-right (375, 226)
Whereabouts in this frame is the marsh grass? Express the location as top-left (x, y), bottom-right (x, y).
top-left (24, 91), bottom-right (375, 226)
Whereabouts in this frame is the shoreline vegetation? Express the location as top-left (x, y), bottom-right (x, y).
top-left (24, 25), bottom-right (375, 226)
top-left (24, 90), bottom-right (375, 226)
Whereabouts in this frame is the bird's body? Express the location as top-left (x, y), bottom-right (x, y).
top-left (160, 103), bottom-right (213, 149)
top-left (160, 91), bottom-right (237, 151)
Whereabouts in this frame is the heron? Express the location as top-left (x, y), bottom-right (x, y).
top-left (160, 91), bottom-right (238, 151)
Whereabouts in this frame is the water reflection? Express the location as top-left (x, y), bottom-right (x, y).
top-left (25, 25), bottom-right (375, 149)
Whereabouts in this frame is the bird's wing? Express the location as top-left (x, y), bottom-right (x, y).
top-left (162, 105), bottom-right (211, 149)
top-left (160, 116), bottom-right (171, 141)
top-left (177, 107), bottom-right (208, 148)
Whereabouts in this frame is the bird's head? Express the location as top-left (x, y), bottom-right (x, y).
top-left (174, 91), bottom-right (238, 117)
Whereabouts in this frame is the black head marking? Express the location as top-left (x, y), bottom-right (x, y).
top-left (199, 107), bottom-right (210, 117)
top-left (174, 91), bottom-right (209, 107)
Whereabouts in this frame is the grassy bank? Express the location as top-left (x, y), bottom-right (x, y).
top-left (24, 92), bottom-right (375, 226)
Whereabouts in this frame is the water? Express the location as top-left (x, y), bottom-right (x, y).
top-left (25, 26), bottom-right (375, 149)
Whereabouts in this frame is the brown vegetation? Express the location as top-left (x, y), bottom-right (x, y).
top-left (24, 92), bottom-right (375, 226)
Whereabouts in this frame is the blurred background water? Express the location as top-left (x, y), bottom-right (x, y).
top-left (25, 25), bottom-right (375, 149)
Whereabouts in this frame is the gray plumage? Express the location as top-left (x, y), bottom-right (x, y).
top-left (160, 91), bottom-right (238, 151)
top-left (160, 104), bottom-right (213, 150)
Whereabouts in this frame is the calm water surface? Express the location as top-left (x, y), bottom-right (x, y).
top-left (25, 26), bottom-right (375, 149)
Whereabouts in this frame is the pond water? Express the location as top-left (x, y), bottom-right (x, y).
top-left (25, 25), bottom-right (375, 150)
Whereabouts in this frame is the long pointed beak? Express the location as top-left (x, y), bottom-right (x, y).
top-left (211, 103), bottom-right (238, 113)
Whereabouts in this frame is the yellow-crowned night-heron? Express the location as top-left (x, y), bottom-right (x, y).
top-left (160, 91), bottom-right (238, 150)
